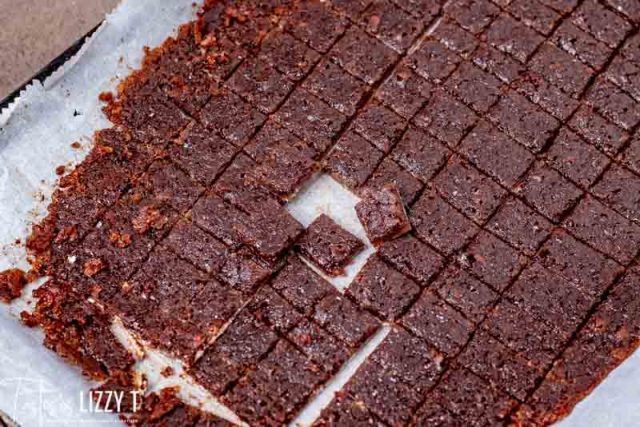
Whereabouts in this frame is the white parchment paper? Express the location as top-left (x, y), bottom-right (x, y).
top-left (0, 0), bottom-right (638, 425)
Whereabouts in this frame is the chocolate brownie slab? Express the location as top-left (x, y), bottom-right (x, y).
top-left (14, 0), bottom-right (640, 424)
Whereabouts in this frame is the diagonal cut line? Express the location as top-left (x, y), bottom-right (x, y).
top-left (110, 317), bottom-right (246, 426)
top-left (289, 323), bottom-right (391, 427)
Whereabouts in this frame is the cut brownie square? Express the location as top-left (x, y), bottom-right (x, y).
top-left (461, 231), bottom-right (527, 291)
top-left (401, 290), bottom-right (474, 356)
top-left (430, 368), bottom-right (516, 426)
top-left (192, 192), bottom-right (246, 250)
top-left (105, 87), bottom-right (189, 141)
top-left (507, 0), bottom-right (561, 35)
top-left (434, 156), bottom-right (507, 224)
top-left (529, 43), bottom-right (594, 97)
top-left (590, 164), bottom-right (640, 223)
top-left (375, 65), bottom-right (434, 119)
top-left (378, 234), bottom-right (444, 285)
top-left (606, 55), bottom-right (640, 102)
top-left (365, 157), bottom-right (423, 204)
top-left (330, 0), bottom-right (372, 18)
top-left (164, 219), bottom-right (231, 274)
top-left (488, 90), bottom-right (559, 153)
top-left (433, 264), bottom-right (498, 323)
top-left (233, 204), bottom-right (304, 262)
top-left (343, 327), bottom-right (443, 425)
top-left (296, 214), bottom-right (364, 276)
top-left (485, 14), bottom-right (544, 62)
top-left (459, 330), bottom-right (543, 400)
top-left (564, 196), bottom-right (640, 264)
top-left (414, 89), bottom-right (478, 147)
top-left (621, 136), bottom-right (640, 175)
top-left (407, 40), bottom-right (461, 83)
top-left (224, 340), bottom-right (326, 425)
top-left (537, 228), bottom-right (623, 297)
top-left (512, 71), bottom-right (579, 121)
top-left (483, 299), bottom-right (570, 366)
top-left (228, 58), bottom-right (294, 113)
top-left (391, 126), bottom-right (450, 182)
top-left (545, 127), bottom-right (610, 187)
top-left (446, 61), bottom-right (503, 113)
top-left (247, 286), bottom-right (303, 334)
top-left (191, 310), bottom-right (279, 395)
top-left (430, 19), bottom-right (479, 58)
top-left (288, 319), bottom-right (350, 374)
top-left (622, 33), bottom-right (640, 62)
top-left (506, 262), bottom-right (593, 332)
top-left (551, 21), bottom-right (612, 70)
top-left (244, 120), bottom-right (310, 161)
top-left (444, 0), bottom-right (500, 34)
top-left (410, 188), bottom-right (481, 255)
top-left (412, 400), bottom-right (457, 426)
top-left (169, 123), bottom-right (238, 186)
top-left (486, 197), bottom-right (552, 255)
top-left (245, 134), bottom-right (318, 200)
top-left (259, 31), bottom-right (321, 82)
top-left (605, 0), bottom-right (640, 22)
top-left (199, 90), bottom-right (266, 146)
top-left (313, 294), bottom-right (380, 347)
top-left (275, 89), bottom-right (347, 154)
top-left (516, 162), bottom-right (583, 222)
top-left (314, 394), bottom-right (385, 426)
top-left (271, 256), bottom-right (336, 315)
top-left (139, 160), bottom-right (204, 213)
top-left (572, 0), bottom-right (632, 48)
top-left (303, 60), bottom-right (370, 116)
top-left (329, 27), bottom-right (399, 84)
top-left (347, 255), bottom-right (421, 319)
top-left (286, 1), bottom-right (347, 52)
top-left (393, 0), bottom-right (444, 19)
top-left (324, 130), bottom-right (384, 190)
top-left (359, 0), bottom-right (424, 52)
top-left (356, 183), bottom-right (412, 245)
top-left (568, 104), bottom-right (629, 155)
top-left (586, 78), bottom-right (640, 130)
top-left (459, 120), bottom-right (534, 187)
top-left (353, 102), bottom-right (407, 153)
top-left (471, 43), bottom-right (526, 84)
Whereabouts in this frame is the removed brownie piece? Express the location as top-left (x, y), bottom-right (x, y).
top-left (296, 214), bottom-right (364, 276)
top-left (356, 183), bottom-right (411, 245)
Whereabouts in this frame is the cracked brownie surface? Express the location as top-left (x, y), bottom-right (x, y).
top-left (6, 0), bottom-right (640, 425)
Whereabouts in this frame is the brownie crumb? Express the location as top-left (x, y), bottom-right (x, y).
top-left (0, 269), bottom-right (28, 303)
